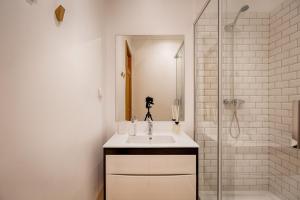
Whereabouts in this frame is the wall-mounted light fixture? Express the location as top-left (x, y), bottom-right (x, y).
top-left (55, 5), bottom-right (65, 22)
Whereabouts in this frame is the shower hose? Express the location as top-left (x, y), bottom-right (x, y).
top-left (229, 108), bottom-right (241, 139)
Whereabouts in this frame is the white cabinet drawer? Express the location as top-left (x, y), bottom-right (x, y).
top-left (106, 155), bottom-right (196, 175)
top-left (106, 174), bottom-right (196, 200)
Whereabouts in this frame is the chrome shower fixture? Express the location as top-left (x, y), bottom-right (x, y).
top-left (223, 98), bottom-right (245, 139)
top-left (224, 5), bottom-right (250, 31)
top-left (223, 99), bottom-right (245, 108)
top-left (240, 5), bottom-right (250, 12)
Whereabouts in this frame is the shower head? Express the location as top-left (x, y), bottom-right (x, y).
top-left (240, 5), bottom-right (249, 12)
top-left (225, 5), bottom-right (250, 31)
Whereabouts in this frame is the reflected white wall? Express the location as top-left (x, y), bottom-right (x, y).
top-left (131, 39), bottom-right (181, 121)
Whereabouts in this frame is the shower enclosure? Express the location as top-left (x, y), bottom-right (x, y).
top-left (194, 0), bottom-right (300, 199)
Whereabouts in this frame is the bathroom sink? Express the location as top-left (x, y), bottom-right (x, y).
top-left (127, 135), bottom-right (176, 144)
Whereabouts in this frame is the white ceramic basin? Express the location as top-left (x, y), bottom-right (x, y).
top-left (127, 135), bottom-right (176, 144)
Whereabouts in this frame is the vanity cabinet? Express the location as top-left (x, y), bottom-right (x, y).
top-left (104, 148), bottom-right (198, 200)
top-left (107, 175), bottom-right (195, 200)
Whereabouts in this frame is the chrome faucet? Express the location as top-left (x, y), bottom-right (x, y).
top-left (147, 118), bottom-right (153, 139)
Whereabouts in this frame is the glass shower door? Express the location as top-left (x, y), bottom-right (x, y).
top-left (221, 0), bottom-right (270, 199)
top-left (194, 0), bottom-right (219, 199)
top-left (195, 1), bottom-right (300, 200)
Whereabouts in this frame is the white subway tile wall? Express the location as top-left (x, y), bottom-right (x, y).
top-left (195, 0), bottom-right (300, 199)
top-left (222, 10), bottom-right (270, 192)
top-left (269, 0), bottom-right (300, 200)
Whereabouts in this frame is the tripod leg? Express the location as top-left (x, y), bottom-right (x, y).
top-left (144, 108), bottom-right (153, 121)
top-left (145, 112), bottom-right (150, 121)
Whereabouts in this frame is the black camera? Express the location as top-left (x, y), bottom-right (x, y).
top-left (145, 96), bottom-right (154, 109)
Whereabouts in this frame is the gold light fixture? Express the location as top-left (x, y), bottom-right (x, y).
top-left (55, 5), bottom-right (65, 22)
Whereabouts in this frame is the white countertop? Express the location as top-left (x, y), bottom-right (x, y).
top-left (103, 132), bottom-right (199, 148)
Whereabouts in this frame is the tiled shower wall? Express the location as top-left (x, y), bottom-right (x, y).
top-left (222, 12), bottom-right (270, 191)
top-left (268, 0), bottom-right (300, 199)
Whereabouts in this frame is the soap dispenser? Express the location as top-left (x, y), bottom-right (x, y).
top-left (130, 116), bottom-right (137, 136)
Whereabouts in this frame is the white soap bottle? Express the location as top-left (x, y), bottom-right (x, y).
top-left (130, 116), bottom-right (137, 136)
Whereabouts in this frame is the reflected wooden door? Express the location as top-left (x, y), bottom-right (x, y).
top-left (125, 41), bottom-right (132, 121)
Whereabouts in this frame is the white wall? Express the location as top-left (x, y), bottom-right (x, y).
top-left (131, 39), bottom-right (181, 121)
top-left (0, 0), bottom-right (106, 200)
top-left (104, 0), bottom-right (196, 137)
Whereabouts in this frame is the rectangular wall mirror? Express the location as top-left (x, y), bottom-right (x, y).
top-left (115, 35), bottom-right (185, 121)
